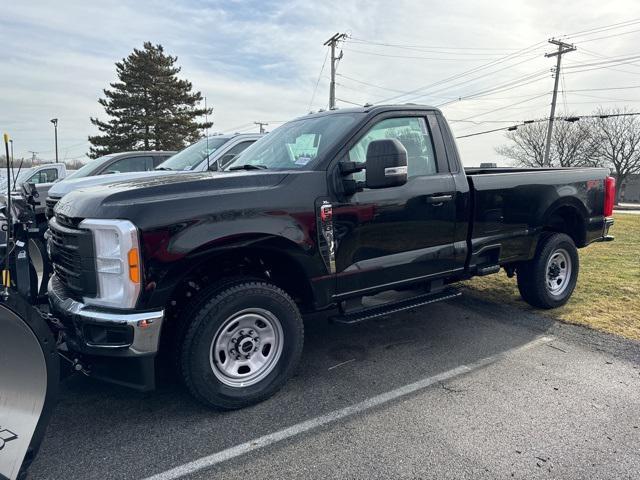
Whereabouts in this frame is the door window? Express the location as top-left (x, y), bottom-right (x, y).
top-left (27, 168), bottom-right (58, 184)
top-left (101, 156), bottom-right (152, 174)
top-left (349, 117), bottom-right (437, 181)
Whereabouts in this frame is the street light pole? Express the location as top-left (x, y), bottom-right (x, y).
top-left (50, 118), bottom-right (59, 163)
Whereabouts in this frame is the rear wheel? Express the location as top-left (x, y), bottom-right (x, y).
top-left (179, 280), bottom-right (304, 409)
top-left (517, 233), bottom-right (579, 309)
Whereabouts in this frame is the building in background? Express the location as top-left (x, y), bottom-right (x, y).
top-left (617, 174), bottom-right (640, 203)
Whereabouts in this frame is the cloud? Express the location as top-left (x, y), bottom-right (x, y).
top-left (1, 0), bottom-right (640, 164)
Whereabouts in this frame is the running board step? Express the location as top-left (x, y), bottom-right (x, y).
top-left (331, 287), bottom-right (461, 326)
top-left (477, 265), bottom-right (501, 276)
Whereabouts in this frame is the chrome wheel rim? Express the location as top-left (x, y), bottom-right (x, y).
top-left (545, 248), bottom-right (572, 296)
top-left (209, 308), bottom-right (283, 388)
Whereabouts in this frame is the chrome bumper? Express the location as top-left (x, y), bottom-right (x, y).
top-left (48, 275), bottom-right (163, 356)
top-left (601, 216), bottom-right (615, 241)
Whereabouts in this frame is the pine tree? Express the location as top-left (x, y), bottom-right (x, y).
top-left (88, 42), bottom-right (212, 158)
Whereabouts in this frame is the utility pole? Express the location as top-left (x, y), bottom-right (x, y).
top-left (50, 118), bottom-right (59, 163)
top-left (28, 151), bottom-right (38, 166)
top-left (324, 33), bottom-right (347, 110)
top-left (9, 139), bottom-right (13, 165)
top-left (543, 39), bottom-right (576, 166)
top-left (254, 121), bottom-right (268, 134)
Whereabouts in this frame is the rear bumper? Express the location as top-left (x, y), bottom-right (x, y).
top-left (601, 216), bottom-right (615, 241)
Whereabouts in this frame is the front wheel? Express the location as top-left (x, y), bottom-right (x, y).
top-left (517, 233), bottom-right (579, 309)
top-left (180, 280), bottom-right (304, 410)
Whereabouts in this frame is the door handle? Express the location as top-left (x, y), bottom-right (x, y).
top-left (426, 194), bottom-right (453, 205)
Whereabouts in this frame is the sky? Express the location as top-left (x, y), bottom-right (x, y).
top-left (2, 0), bottom-right (640, 166)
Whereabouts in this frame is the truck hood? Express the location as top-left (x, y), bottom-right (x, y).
top-left (48, 170), bottom-right (179, 198)
top-left (54, 170), bottom-right (290, 229)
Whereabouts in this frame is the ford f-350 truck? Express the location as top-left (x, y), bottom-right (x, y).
top-left (47, 105), bottom-right (615, 409)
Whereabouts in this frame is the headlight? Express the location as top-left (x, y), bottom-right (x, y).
top-left (79, 218), bottom-right (141, 309)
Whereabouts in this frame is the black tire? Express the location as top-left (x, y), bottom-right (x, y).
top-left (517, 232), bottom-right (579, 309)
top-left (179, 280), bottom-right (304, 410)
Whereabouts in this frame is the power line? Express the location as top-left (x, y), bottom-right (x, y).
top-left (336, 73), bottom-right (408, 94)
top-left (563, 56), bottom-right (640, 75)
top-left (455, 92), bottom-right (550, 121)
top-left (455, 112), bottom-right (640, 139)
top-left (335, 98), bottom-right (364, 107)
top-left (576, 27), bottom-right (640, 44)
top-left (377, 41), bottom-right (547, 104)
top-left (402, 56), bottom-right (545, 104)
top-left (435, 70), bottom-right (549, 107)
top-left (568, 92), bottom-right (640, 102)
top-left (563, 18), bottom-right (640, 40)
top-left (308, 48), bottom-right (329, 111)
top-left (577, 48), bottom-right (640, 70)
top-left (341, 47), bottom-right (503, 61)
top-left (563, 53), bottom-right (640, 70)
top-left (347, 37), bottom-right (520, 52)
top-left (564, 84), bottom-right (640, 92)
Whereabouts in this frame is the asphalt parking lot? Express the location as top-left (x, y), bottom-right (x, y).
top-left (30, 294), bottom-right (640, 480)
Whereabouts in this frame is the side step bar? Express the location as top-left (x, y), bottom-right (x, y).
top-left (477, 265), bottom-right (501, 276)
top-left (331, 287), bottom-right (461, 326)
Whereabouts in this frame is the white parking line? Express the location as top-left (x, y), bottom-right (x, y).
top-left (143, 335), bottom-right (554, 480)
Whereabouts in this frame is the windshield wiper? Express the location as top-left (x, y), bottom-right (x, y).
top-left (227, 164), bottom-right (268, 171)
top-left (155, 167), bottom-right (173, 171)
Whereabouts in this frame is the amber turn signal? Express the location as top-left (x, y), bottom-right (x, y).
top-left (128, 248), bottom-right (140, 283)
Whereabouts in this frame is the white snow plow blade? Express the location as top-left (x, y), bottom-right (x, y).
top-left (0, 300), bottom-right (58, 480)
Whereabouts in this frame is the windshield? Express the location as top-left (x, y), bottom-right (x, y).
top-left (225, 113), bottom-right (361, 171)
top-left (156, 137), bottom-right (230, 171)
top-left (15, 167), bottom-right (34, 184)
top-left (66, 154), bottom-right (117, 180)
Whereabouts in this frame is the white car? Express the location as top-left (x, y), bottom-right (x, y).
top-left (45, 133), bottom-right (262, 218)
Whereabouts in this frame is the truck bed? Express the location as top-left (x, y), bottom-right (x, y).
top-left (465, 166), bottom-right (610, 270)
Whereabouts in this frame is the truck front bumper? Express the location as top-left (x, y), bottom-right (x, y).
top-left (48, 275), bottom-right (164, 390)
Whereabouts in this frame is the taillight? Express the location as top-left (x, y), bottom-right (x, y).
top-left (604, 176), bottom-right (616, 217)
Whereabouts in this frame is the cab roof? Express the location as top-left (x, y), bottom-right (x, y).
top-left (295, 104), bottom-right (442, 122)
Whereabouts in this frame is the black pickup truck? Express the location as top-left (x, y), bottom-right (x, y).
top-left (47, 105), bottom-right (615, 409)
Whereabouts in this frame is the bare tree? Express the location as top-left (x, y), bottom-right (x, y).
top-left (593, 107), bottom-right (640, 204)
top-left (496, 117), bottom-right (601, 168)
top-left (553, 120), bottom-right (601, 167)
top-left (496, 121), bottom-right (547, 167)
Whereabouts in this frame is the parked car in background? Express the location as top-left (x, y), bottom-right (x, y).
top-left (47, 105), bottom-right (615, 410)
top-left (0, 164), bottom-right (68, 223)
top-left (45, 134), bottom-right (261, 218)
top-left (64, 151), bottom-right (176, 180)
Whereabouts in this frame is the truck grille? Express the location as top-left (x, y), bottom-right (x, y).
top-left (45, 197), bottom-right (60, 219)
top-left (48, 216), bottom-right (97, 301)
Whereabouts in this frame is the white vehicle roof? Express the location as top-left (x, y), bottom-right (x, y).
top-left (48, 134), bottom-right (261, 198)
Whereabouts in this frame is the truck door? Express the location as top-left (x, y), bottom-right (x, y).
top-left (333, 113), bottom-right (457, 297)
top-left (24, 167), bottom-right (60, 214)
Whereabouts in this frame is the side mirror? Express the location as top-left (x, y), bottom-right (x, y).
top-left (365, 139), bottom-right (408, 189)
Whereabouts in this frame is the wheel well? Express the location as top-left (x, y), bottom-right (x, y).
top-left (544, 205), bottom-right (586, 247)
top-left (165, 248), bottom-right (315, 322)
